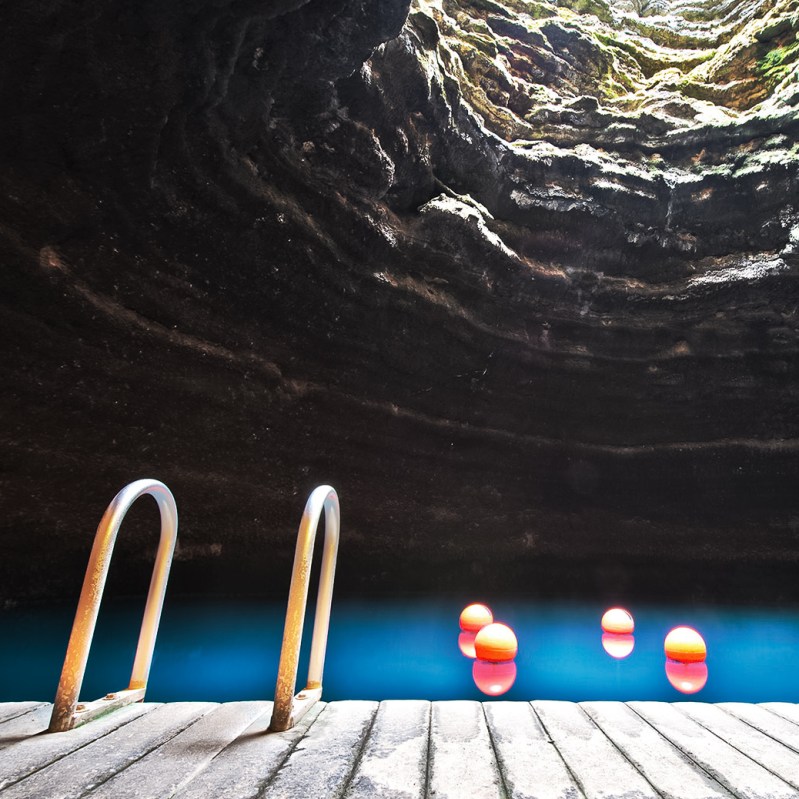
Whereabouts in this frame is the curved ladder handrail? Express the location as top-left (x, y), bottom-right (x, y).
top-left (270, 485), bottom-right (340, 732)
top-left (49, 479), bottom-right (178, 732)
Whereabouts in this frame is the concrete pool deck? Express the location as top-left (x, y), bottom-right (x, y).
top-left (1, 700), bottom-right (799, 798)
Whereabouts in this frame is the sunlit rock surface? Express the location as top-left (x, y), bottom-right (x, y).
top-left (1, 0), bottom-right (798, 603)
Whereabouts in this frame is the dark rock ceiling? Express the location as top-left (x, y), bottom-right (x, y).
top-left (1, 0), bottom-right (798, 604)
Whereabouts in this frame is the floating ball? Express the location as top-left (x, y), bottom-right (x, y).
top-left (664, 626), bottom-right (706, 663)
top-left (473, 659), bottom-right (517, 696)
top-left (458, 631), bottom-right (477, 659)
top-left (459, 603), bottom-right (493, 632)
top-left (601, 608), bottom-right (634, 635)
top-left (474, 623), bottom-right (518, 662)
top-left (601, 633), bottom-right (635, 660)
top-left (665, 660), bottom-right (708, 694)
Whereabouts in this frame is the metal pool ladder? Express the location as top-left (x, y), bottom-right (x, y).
top-left (270, 485), bottom-right (340, 732)
top-left (49, 479), bottom-right (178, 732)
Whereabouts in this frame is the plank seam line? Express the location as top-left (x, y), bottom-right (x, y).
top-left (0, 704), bottom-right (162, 794)
top-left (161, 704), bottom-right (274, 799)
top-left (168, 703), bottom-right (276, 799)
top-left (0, 708), bottom-right (56, 757)
top-left (254, 702), bottom-right (328, 799)
top-left (760, 705), bottom-right (799, 731)
top-left (625, 703), bottom-right (749, 799)
top-left (423, 701), bottom-right (433, 799)
top-left (481, 704), bottom-right (511, 799)
top-left (69, 705), bottom-right (218, 799)
top-left (590, 703), bottom-right (734, 799)
top-left (0, 704), bottom-right (48, 725)
top-left (671, 704), bottom-right (799, 792)
top-left (335, 702), bottom-right (381, 799)
top-left (573, 702), bottom-right (666, 799)
top-left (716, 704), bottom-right (799, 756)
top-left (528, 703), bottom-right (588, 799)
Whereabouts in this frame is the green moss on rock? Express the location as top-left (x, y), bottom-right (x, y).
top-left (757, 38), bottom-right (799, 87)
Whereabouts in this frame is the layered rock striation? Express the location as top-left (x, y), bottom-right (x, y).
top-left (1, 0), bottom-right (798, 603)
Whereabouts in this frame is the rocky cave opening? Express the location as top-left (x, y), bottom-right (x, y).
top-left (1, 0), bottom-right (798, 606)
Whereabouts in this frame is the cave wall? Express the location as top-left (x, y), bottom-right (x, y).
top-left (1, 0), bottom-right (799, 604)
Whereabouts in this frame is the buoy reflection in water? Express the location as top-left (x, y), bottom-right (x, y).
top-left (458, 631), bottom-right (477, 659)
top-left (602, 632), bottom-right (635, 659)
top-left (473, 659), bottom-right (517, 696)
top-left (665, 659), bottom-right (709, 694)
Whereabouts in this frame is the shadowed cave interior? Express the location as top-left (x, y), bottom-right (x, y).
top-left (2, 0), bottom-right (799, 606)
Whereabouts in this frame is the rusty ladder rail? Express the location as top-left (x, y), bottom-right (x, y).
top-left (270, 485), bottom-right (340, 731)
top-left (49, 479), bottom-right (178, 732)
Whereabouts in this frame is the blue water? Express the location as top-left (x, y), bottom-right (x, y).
top-left (2, 598), bottom-right (799, 703)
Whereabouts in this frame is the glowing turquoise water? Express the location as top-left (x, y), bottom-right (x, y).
top-left (2, 599), bottom-right (798, 703)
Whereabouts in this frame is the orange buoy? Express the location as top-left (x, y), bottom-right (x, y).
top-left (473, 659), bottom-right (517, 696)
top-left (664, 626), bottom-right (706, 663)
top-left (665, 660), bottom-right (708, 694)
top-left (458, 631), bottom-right (477, 659)
top-left (474, 622), bottom-right (518, 662)
top-left (601, 607), bottom-right (634, 635)
top-left (459, 603), bottom-right (493, 632)
top-left (601, 632), bottom-right (635, 660)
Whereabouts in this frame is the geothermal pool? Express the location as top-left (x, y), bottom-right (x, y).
top-left (2, 599), bottom-right (798, 703)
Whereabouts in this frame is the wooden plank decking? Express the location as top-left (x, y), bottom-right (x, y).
top-left (1, 700), bottom-right (799, 798)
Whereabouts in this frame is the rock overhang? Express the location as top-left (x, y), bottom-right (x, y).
top-left (0, 0), bottom-right (798, 603)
